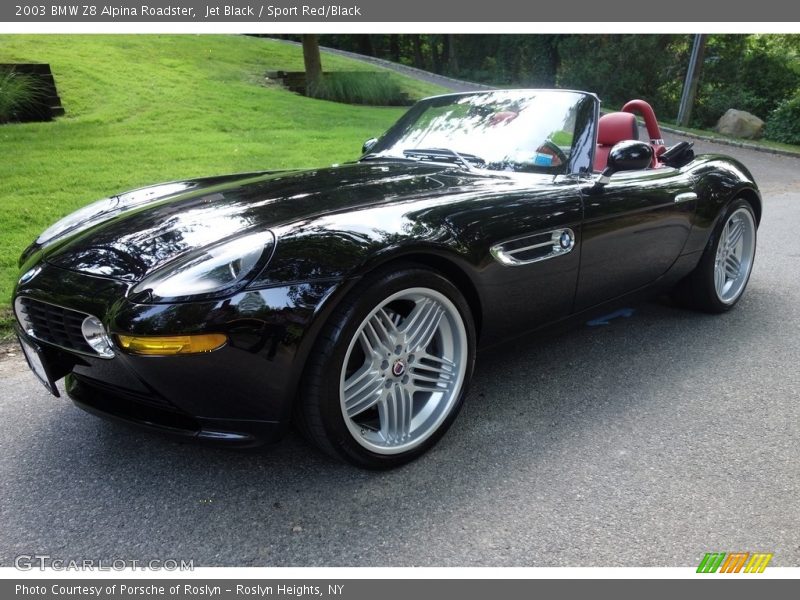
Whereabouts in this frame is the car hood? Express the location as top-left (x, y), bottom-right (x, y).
top-left (42, 161), bottom-right (504, 281)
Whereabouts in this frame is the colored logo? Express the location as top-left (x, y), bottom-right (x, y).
top-left (697, 552), bottom-right (773, 573)
top-left (392, 360), bottom-right (406, 377)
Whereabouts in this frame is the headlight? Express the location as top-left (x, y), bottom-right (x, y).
top-left (36, 197), bottom-right (118, 245)
top-left (130, 230), bottom-right (275, 302)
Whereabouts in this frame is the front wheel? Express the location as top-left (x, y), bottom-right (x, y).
top-left (297, 266), bottom-right (476, 469)
top-left (673, 198), bottom-right (757, 313)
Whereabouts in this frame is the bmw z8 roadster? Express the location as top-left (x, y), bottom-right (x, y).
top-left (13, 90), bottom-right (760, 468)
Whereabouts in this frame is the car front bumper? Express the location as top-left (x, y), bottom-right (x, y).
top-left (13, 263), bottom-right (341, 446)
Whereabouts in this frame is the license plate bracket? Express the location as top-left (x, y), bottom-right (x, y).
top-left (17, 334), bottom-right (61, 397)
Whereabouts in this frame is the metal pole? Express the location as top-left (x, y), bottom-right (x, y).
top-left (677, 34), bottom-right (708, 127)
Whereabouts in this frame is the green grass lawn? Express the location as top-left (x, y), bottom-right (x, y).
top-left (0, 35), bottom-right (447, 339)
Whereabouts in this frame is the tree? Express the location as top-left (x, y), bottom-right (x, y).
top-left (389, 35), bottom-right (401, 63)
top-left (302, 34), bottom-right (323, 87)
top-left (446, 35), bottom-right (459, 74)
top-left (410, 35), bottom-right (424, 68)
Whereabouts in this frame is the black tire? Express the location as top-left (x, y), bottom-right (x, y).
top-left (296, 264), bottom-right (476, 469)
top-left (672, 198), bottom-right (757, 313)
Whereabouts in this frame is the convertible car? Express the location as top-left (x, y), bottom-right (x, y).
top-left (13, 90), bottom-right (760, 468)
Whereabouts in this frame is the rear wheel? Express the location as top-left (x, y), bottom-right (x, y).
top-left (673, 198), bottom-right (757, 312)
top-left (297, 266), bottom-right (476, 469)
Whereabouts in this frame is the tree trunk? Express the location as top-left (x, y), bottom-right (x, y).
top-left (430, 36), bottom-right (443, 73)
top-left (441, 35), bottom-right (450, 73)
top-left (357, 35), bottom-right (375, 57)
top-left (389, 35), bottom-right (401, 63)
top-left (411, 35), bottom-right (424, 68)
top-left (545, 35), bottom-right (561, 86)
top-left (302, 34), bottom-right (323, 87)
top-left (446, 35), bottom-right (459, 74)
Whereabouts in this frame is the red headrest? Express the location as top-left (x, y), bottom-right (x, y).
top-left (597, 112), bottom-right (638, 147)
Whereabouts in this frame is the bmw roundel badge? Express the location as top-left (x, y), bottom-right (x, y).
top-left (18, 265), bottom-right (42, 285)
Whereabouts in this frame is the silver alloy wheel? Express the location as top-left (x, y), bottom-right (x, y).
top-left (339, 287), bottom-right (468, 455)
top-left (714, 206), bottom-right (756, 304)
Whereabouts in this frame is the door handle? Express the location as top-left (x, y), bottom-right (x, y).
top-left (674, 192), bottom-right (698, 204)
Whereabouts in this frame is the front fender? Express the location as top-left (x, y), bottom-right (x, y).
top-left (247, 198), bottom-right (478, 288)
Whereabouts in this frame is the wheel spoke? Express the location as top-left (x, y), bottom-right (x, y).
top-left (726, 219), bottom-right (745, 250)
top-left (373, 308), bottom-right (399, 342)
top-left (725, 217), bottom-right (735, 236)
top-left (399, 298), bottom-right (432, 338)
top-left (379, 384), bottom-right (413, 444)
top-left (361, 313), bottom-right (394, 355)
top-left (725, 254), bottom-right (741, 279)
top-left (715, 262), bottom-right (726, 292)
top-left (343, 365), bottom-right (384, 417)
top-left (401, 298), bottom-right (445, 352)
top-left (411, 353), bottom-right (455, 388)
top-left (418, 352), bottom-right (456, 372)
top-left (357, 330), bottom-right (376, 355)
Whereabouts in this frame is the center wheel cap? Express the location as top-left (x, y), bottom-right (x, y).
top-left (391, 359), bottom-right (406, 377)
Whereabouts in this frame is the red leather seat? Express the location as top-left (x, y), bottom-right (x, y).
top-left (593, 112), bottom-right (639, 172)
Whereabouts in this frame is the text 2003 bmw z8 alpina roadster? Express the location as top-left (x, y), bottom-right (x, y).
top-left (13, 90), bottom-right (760, 468)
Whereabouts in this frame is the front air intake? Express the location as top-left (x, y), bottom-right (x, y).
top-left (14, 297), bottom-right (111, 358)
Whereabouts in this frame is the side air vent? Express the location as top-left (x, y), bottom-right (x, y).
top-left (490, 228), bottom-right (575, 266)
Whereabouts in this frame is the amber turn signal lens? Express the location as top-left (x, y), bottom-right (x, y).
top-left (116, 333), bottom-right (227, 356)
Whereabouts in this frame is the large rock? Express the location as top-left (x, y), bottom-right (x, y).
top-left (715, 109), bottom-right (765, 139)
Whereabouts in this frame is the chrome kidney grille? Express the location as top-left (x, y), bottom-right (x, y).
top-left (14, 297), bottom-right (99, 357)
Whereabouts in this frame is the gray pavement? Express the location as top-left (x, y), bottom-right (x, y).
top-left (1, 74), bottom-right (799, 568)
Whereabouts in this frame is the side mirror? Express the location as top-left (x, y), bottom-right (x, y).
top-left (594, 140), bottom-right (653, 188)
top-left (607, 140), bottom-right (653, 173)
top-left (362, 138), bottom-right (378, 155)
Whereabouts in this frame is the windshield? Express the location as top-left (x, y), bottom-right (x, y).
top-left (364, 90), bottom-right (597, 175)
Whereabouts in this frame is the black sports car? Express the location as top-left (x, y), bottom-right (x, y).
top-left (13, 90), bottom-right (760, 468)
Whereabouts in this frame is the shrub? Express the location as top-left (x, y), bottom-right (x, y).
top-left (307, 72), bottom-right (408, 106)
top-left (692, 86), bottom-right (764, 129)
top-left (765, 91), bottom-right (800, 144)
top-left (0, 68), bottom-right (46, 124)
top-left (692, 36), bottom-right (800, 128)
